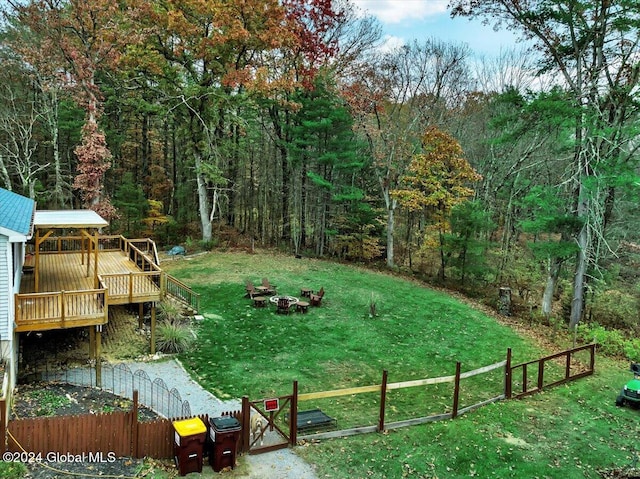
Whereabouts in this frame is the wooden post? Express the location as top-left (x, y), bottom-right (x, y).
top-left (86, 231), bottom-right (92, 278)
top-left (89, 326), bottom-right (95, 360)
top-left (138, 303), bottom-right (144, 329)
top-left (241, 396), bottom-right (250, 453)
top-left (505, 348), bottom-right (512, 399)
top-left (537, 359), bottom-right (544, 391)
top-left (378, 370), bottom-right (388, 433)
top-left (565, 351), bottom-right (572, 381)
top-left (93, 231), bottom-right (99, 289)
top-left (150, 303), bottom-right (156, 355)
top-left (131, 390), bottom-right (139, 458)
top-left (291, 381), bottom-right (298, 446)
top-left (452, 362), bottom-right (461, 419)
top-left (0, 398), bottom-right (6, 454)
top-left (96, 325), bottom-right (102, 388)
top-left (34, 229), bottom-right (40, 293)
top-left (60, 291), bottom-right (65, 326)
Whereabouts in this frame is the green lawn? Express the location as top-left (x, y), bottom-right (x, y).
top-left (163, 251), bottom-right (640, 478)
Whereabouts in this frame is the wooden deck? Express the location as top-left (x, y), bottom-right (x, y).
top-left (16, 250), bottom-right (162, 332)
top-left (20, 251), bottom-right (141, 294)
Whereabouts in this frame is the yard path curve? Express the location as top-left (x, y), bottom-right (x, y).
top-left (53, 358), bottom-right (319, 479)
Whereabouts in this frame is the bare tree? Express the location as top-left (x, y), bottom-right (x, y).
top-left (0, 85), bottom-right (49, 198)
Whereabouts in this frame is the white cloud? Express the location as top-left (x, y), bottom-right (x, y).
top-left (351, 0), bottom-right (449, 24)
top-left (378, 34), bottom-right (406, 53)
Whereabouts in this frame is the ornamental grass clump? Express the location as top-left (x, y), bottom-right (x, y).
top-left (156, 300), bottom-right (194, 354)
top-left (156, 320), bottom-right (194, 354)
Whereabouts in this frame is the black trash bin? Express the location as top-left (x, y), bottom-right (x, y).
top-left (209, 416), bottom-right (242, 472)
top-left (172, 417), bottom-right (207, 476)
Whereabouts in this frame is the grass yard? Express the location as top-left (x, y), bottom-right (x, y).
top-left (163, 251), bottom-right (640, 478)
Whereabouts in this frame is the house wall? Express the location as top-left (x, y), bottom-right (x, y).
top-left (0, 236), bottom-right (19, 392)
top-left (0, 235), bottom-right (9, 343)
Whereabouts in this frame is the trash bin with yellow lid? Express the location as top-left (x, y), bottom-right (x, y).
top-left (172, 417), bottom-right (207, 476)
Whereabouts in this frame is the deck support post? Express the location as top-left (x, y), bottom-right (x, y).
top-left (95, 325), bottom-right (102, 388)
top-left (138, 303), bottom-right (144, 329)
top-left (89, 326), bottom-right (95, 360)
top-left (150, 303), bottom-right (156, 355)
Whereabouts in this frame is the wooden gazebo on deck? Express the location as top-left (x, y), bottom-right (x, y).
top-left (31, 210), bottom-right (109, 293)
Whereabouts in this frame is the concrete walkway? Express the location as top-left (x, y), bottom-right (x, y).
top-left (51, 358), bottom-right (318, 479)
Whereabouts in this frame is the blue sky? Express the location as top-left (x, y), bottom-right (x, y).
top-left (351, 0), bottom-right (523, 58)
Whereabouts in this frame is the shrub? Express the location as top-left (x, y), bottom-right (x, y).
top-left (158, 300), bottom-right (183, 323)
top-left (156, 320), bottom-right (194, 354)
top-left (624, 338), bottom-right (640, 363)
top-left (25, 389), bottom-right (72, 416)
top-left (588, 289), bottom-right (639, 332)
top-left (0, 462), bottom-right (27, 479)
top-left (576, 323), bottom-right (626, 357)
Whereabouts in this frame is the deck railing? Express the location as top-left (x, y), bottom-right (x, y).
top-left (166, 275), bottom-right (200, 312)
top-left (15, 290), bottom-right (108, 332)
top-left (19, 235), bottom-right (199, 330)
top-left (98, 272), bottom-right (162, 305)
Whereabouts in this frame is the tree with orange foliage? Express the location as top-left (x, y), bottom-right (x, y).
top-left (129, 0), bottom-right (341, 243)
top-left (392, 126), bottom-right (481, 280)
top-left (9, 0), bottom-right (138, 218)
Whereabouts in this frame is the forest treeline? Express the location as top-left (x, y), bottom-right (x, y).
top-left (1, 0), bottom-right (640, 344)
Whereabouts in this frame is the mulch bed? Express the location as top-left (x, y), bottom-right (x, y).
top-left (12, 382), bottom-right (159, 420)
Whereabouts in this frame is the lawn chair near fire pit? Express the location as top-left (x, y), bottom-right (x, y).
top-left (261, 277), bottom-right (276, 295)
top-left (276, 297), bottom-right (293, 314)
top-left (310, 287), bottom-right (325, 306)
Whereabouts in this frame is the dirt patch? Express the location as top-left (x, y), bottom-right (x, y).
top-left (599, 468), bottom-right (640, 478)
top-left (19, 306), bottom-right (151, 382)
top-left (12, 382), bottom-right (160, 420)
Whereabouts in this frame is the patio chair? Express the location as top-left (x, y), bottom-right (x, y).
top-left (310, 287), bottom-right (325, 306)
top-left (261, 277), bottom-right (276, 295)
top-left (276, 297), bottom-right (292, 314)
top-left (246, 281), bottom-right (260, 299)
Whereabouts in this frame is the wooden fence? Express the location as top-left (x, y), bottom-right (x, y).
top-left (5, 391), bottom-right (208, 459)
top-left (0, 345), bottom-right (595, 458)
top-left (245, 344), bottom-right (596, 445)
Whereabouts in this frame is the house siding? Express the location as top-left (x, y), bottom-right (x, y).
top-left (0, 235), bottom-right (8, 341)
top-left (0, 236), bottom-right (9, 342)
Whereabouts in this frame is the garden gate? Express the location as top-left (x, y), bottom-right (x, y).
top-left (242, 389), bottom-right (296, 454)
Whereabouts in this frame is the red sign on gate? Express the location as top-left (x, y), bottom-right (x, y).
top-left (264, 398), bottom-right (279, 412)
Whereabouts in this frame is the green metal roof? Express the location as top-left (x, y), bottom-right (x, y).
top-left (0, 187), bottom-right (36, 236)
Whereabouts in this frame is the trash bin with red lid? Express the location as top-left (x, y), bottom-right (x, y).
top-left (209, 416), bottom-right (242, 472)
top-left (172, 417), bottom-right (207, 476)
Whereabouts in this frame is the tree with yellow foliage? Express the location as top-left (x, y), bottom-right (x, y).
top-left (392, 126), bottom-right (481, 280)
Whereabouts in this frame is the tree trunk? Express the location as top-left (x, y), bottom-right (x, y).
top-left (195, 153), bottom-right (213, 242)
top-left (381, 187), bottom-right (396, 268)
top-left (570, 222), bottom-right (588, 329)
top-left (541, 257), bottom-right (562, 320)
top-left (498, 287), bottom-right (512, 316)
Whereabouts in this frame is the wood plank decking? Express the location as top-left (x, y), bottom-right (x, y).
top-left (20, 251), bottom-right (141, 294)
top-left (16, 251), bottom-right (162, 332)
